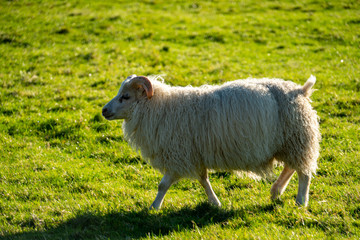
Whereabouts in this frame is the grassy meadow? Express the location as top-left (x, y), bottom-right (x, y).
top-left (0, 0), bottom-right (359, 239)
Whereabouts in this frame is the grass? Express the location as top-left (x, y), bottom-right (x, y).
top-left (0, 0), bottom-right (359, 239)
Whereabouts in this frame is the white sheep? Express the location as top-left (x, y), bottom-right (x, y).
top-left (102, 75), bottom-right (320, 209)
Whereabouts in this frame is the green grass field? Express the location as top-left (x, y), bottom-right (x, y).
top-left (1, 0), bottom-right (359, 239)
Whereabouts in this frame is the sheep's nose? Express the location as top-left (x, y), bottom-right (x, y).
top-left (102, 108), bottom-right (108, 115)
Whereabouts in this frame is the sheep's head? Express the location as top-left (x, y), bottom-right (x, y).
top-left (102, 75), bottom-right (153, 120)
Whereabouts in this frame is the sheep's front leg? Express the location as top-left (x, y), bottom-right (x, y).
top-left (150, 174), bottom-right (177, 210)
top-left (296, 171), bottom-right (311, 206)
top-left (199, 173), bottom-right (221, 207)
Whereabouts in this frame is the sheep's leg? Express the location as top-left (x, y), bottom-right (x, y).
top-left (199, 173), bottom-right (221, 207)
top-left (150, 174), bottom-right (177, 210)
top-left (295, 171), bottom-right (311, 206)
top-left (270, 165), bottom-right (295, 200)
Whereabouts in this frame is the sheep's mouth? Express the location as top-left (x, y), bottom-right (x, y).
top-left (103, 113), bottom-right (114, 120)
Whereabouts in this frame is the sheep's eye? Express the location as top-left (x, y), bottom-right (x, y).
top-left (119, 94), bottom-right (130, 102)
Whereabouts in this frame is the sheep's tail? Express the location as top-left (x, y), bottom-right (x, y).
top-left (302, 75), bottom-right (316, 97)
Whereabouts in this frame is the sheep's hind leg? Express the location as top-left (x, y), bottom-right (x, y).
top-left (150, 174), bottom-right (178, 210)
top-left (296, 171), bottom-right (311, 207)
top-left (271, 164), bottom-right (295, 200)
top-left (198, 172), bottom-right (221, 207)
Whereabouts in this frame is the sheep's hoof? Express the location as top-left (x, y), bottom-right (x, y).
top-left (270, 191), bottom-right (281, 201)
top-left (295, 199), bottom-right (308, 207)
top-left (149, 203), bottom-right (160, 210)
top-left (209, 199), bottom-right (222, 208)
top-left (270, 184), bottom-right (282, 200)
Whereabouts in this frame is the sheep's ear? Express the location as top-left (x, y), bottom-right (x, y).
top-left (126, 74), bottom-right (137, 80)
top-left (130, 76), bottom-right (153, 99)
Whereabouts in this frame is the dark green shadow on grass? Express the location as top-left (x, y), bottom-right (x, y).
top-left (2, 202), bottom-right (281, 240)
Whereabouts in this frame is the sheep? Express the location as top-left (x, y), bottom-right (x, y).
top-left (102, 74), bottom-right (320, 209)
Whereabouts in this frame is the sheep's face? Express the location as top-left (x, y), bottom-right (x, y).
top-left (102, 75), bottom-right (153, 120)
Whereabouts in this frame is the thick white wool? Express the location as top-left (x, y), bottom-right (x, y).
top-left (123, 77), bottom-right (320, 179)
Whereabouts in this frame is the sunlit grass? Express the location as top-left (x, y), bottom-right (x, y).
top-left (0, 0), bottom-right (359, 239)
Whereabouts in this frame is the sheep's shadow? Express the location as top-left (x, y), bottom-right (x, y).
top-left (4, 202), bottom-right (280, 239)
